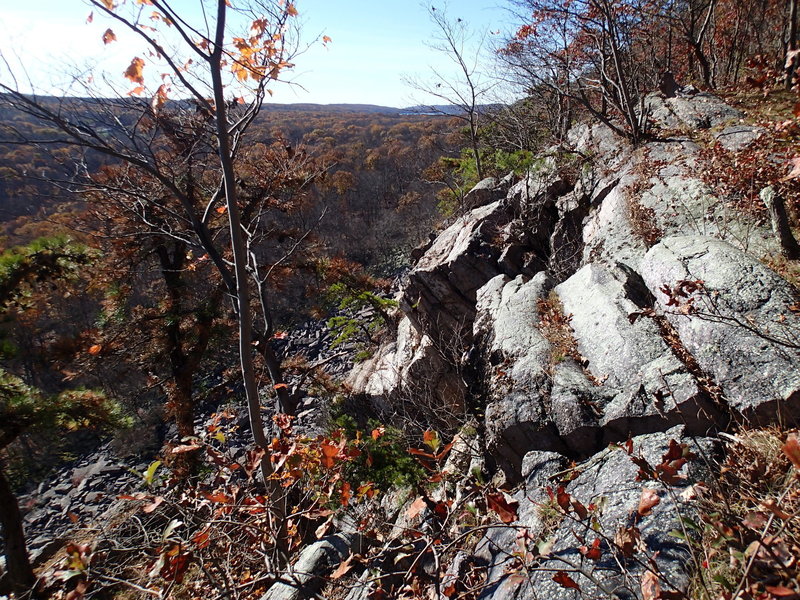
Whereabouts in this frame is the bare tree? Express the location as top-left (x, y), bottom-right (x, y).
top-left (502, 0), bottom-right (659, 143)
top-left (0, 0), bottom-right (318, 549)
top-left (406, 4), bottom-right (493, 180)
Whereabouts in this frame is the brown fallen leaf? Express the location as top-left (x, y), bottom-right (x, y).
top-left (486, 492), bottom-right (519, 524)
top-left (638, 488), bottom-right (661, 517)
top-left (641, 570), bottom-right (661, 600)
top-left (330, 554), bottom-right (355, 580)
top-left (406, 496), bottom-right (427, 520)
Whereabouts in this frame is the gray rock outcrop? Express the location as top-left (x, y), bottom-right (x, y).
top-left (641, 235), bottom-right (800, 420)
top-left (477, 428), bottom-right (714, 600)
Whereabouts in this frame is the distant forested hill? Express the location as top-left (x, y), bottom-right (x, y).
top-left (0, 98), bottom-right (462, 267)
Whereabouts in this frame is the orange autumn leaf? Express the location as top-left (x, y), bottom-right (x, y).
top-left (322, 35), bottom-right (332, 44)
top-left (152, 84), bottom-right (168, 112)
top-left (171, 442), bottom-right (202, 454)
top-left (330, 554), bottom-right (354, 580)
top-left (783, 434), bottom-right (800, 471)
top-left (203, 491), bottom-right (232, 503)
top-left (340, 481), bottom-right (351, 506)
top-left (124, 57), bottom-right (145, 85)
top-left (102, 28), bottom-right (116, 44)
top-left (286, 3), bottom-right (298, 16)
top-left (320, 442), bottom-right (339, 468)
top-left (88, 344), bottom-right (102, 355)
top-left (638, 488), bottom-right (661, 516)
top-left (406, 496), bottom-right (427, 520)
top-left (100, 0), bottom-right (114, 9)
top-left (143, 496), bottom-right (164, 513)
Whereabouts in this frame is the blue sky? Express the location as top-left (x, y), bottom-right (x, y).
top-left (0, 0), bottom-right (515, 107)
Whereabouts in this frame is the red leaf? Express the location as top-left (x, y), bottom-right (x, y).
top-left (638, 488), bottom-right (661, 517)
top-left (579, 538), bottom-right (602, 561)
top-left (117, 493), bottom-right (147, 501)
top-left (320, 442), bottom-right (339, 468)
top-left (273, 413), bottom-right (294, 434)
top-left (340, 482), bottom-right (351, 507)
top-left (435, 441), bottom-right (454, 461)
top-left (765, 585), bottom-right (800, 598)
top-left (408, 447), bottom-right (435, 459)
top-left (433, 500), bottom-right (450, 519)
top-left (192, 528), bottom-right (211, 549)
top-left (556, 486), bottom-right (571, 512)
top-left (486, 492), bottom-right (519, 524)
top-left (552, 571), bottom-right (580, 590)
top-left (572, 498), bottom-right (588, 520)
top-left (245, 447), bottom-right (266, 478)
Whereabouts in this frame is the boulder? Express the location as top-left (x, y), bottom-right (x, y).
top-left (549, 360), bottom-right (606, 457)
top-left (641, 236), bottom-right (800, 421)
top-left (261, 532), bottom-right (361, 600)
top-left (346, 316), bottom-right (465, 425)
top-left (646, 92), bottom-right (743, 130)
top-left (463, 177), bottom-right (502, 210)
top-left (581, 174), bottom-right (649, 270)
top-left (714, 125), bottom-right (767, 151)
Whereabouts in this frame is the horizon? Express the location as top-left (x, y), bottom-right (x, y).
top-left (0, 0), bottom-right (515, 108)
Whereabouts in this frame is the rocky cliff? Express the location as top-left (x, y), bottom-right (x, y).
top-left (346, 91), bottom-right (800, 599)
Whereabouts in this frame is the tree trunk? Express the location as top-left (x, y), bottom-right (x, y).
top-left (210, 0), bottom-right (287, 558)
top-left (761, 186), bottom-right (800, 260)
top-left (172, 372), bottom-right (195, 440)
top-left (0, 462), bottom-right (35, 595)
top-left (787, 0), bottom-right (798, 89)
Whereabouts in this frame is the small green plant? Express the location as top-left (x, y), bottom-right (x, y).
top-left (325, 284), bottom-right (397, 348)
top-left (331, 415), bottom-right (426, 491)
